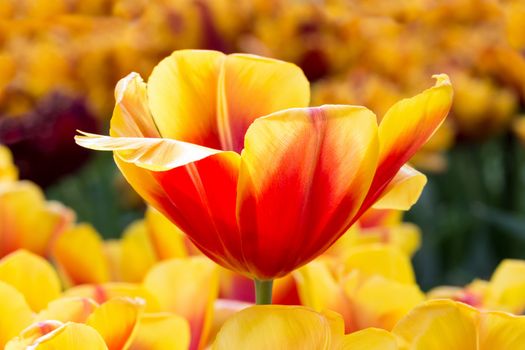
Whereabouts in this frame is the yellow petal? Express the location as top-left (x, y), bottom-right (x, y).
top-left (145, 206), bottom-right (192, 259)
top-left (393, 299), bottom-right (478, 350)
top-left (5, 320), bottom-right (62, 350)
top-left (36, 297), bottom-right (98, 323)
top-left (208, 300), bottom-right (251, 345)
top-left (216, 53), bottom-right (309, 151)
top-left (143, 257), bottom-right (219, 350)
top-left (212, 305), bottom-right (341, 350)
top-left (24, 323), bottom-right (108, 350)
top-left (371, 165), bottom-right (427, 211)
top-left (294, 260), bottom-right (354, 332)
top-left (119, 220), bottom-right (157, 283)
top-left (478, 311), bottom-right (525, 349)
top-left (0, 181), bottom-right (72, 257)
top-left (0, 144), bottom-right (18, 182)
top-left (63, 283), bottom-right (160, 313)
top-left (341, 328), bottom-right (398, 350)
top-left (0, 281), bottom-right (34, 348)
top-left (0, 250), bottom-right (61, 311)
top-left (110, 73), bottom-right (160, 138)
top-left (53, 224), bottom-right (110, 285)
top-left (486, 259), bottom-right (525, 313)
top-left (360, 75), bottom-right (452, 213)
top-left (349, 275), bottom-right (424, 330)
top-left (86, 298), bottom-right (144, 350)
top-left (129, 313), bottom-right (190, 350)
top-left (147, 50), bottom-right (225, 147)
top-left (344, 245), bottom-right (415, 284)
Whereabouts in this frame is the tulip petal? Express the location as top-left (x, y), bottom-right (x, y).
top-left (134, 152), bottom-right (242, 270)
top-left (0, 181), bottom-right (72, 257)
top-left (119, 220), bottom-right (157, 283)
top-left (349, 275), bottom-right (424, 330)
top-left (344, 245), bottom-right (415, 284)
top-left (36, 297), bottom-right (98, 323)
top-left (147, 50), bottom-right (225, 148)
top-left (212, 305), bottom-right (339, 350)
top-left (5, 320), bottom-right (62, 349)
top-left (294, 260), bottom-right (354, 332)
top-left (371, 165), bottom-right (427, 210)
top-left (0, 144), bottom-right (18, 182)
top-left (53, 224), bottom-right (110, 285)
top-left (479, 312), bottom-right (525, 349)
top-left (238, 105), bottom-right (379, 278)
top-left (24, 323), bottom-right (108, 350)
top-left (129, 313), bottom-right (190, 350)
top-left (0, 281), bottom-right (34, 348)
top-left (86, 298), bottom-right (143, 350)
top-left (359, 75), bottom-right (452, 213)
top-left (486, 259), bottom-right (525, 313)
top-left (143, 257), bottom-right (219, 350)
top-left (145, 207), bottom-right (190, 260)
top-left (342, 328), bottom-right (398, 350)
top-left (75, 132), bottom-right (222, 172)
top-left (393, 300), bottom-right (478, 350)
top-left (63, 283), bottom-right (159, 312)
top-left (216, 54), bottom-right (309, 152)
top-left (109, 147), bottom-right (242, 271)
top-left (0, 250), bottom-right (61, 312)
top-left (110, 73), bottom-right (160, 138)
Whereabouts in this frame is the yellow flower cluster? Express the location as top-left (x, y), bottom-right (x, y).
top-left (2, 144), bottom-right (525, 348)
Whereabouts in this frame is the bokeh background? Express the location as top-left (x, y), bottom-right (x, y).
top-left (1, 0), bottom-right (525, 290)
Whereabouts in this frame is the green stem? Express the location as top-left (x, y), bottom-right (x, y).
top-left (254, 279), bottom-right (273, 305)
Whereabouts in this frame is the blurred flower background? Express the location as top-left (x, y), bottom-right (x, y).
top-left (1, 0), bottom-right (525, 290)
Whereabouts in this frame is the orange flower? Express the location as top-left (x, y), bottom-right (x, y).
top-left (76, 49), bottom-right (452, 280)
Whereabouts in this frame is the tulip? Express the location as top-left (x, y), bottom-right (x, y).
top-left (76, 49), bottom-right (452, 303)
top-left (428, 259), bottom-right (525, 314)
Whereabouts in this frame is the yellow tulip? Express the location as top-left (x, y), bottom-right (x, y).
top-left (393, 299), bottom-right (525, 349)
top-left (0, 145), bottom-right (17, 182)
top-left (0, 181), bottom-right (74, 258)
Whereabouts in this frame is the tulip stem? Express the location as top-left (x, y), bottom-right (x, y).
top-left (254, 279), bottom-right (273, 305)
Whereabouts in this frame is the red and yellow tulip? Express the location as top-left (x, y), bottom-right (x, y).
top-left (76, 49), bottom-right (452, 283)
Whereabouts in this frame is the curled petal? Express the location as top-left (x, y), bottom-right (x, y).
top-left (110, 73), bottom-right (160, 138)
top-left (75, 132), bottom-right (222, 172)
top-left (372, 165), bottom-right (427, 210)
top-left (238, 105), bottom-right (379, 278)
top-left (359, 74), bottom-right (453, 213)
